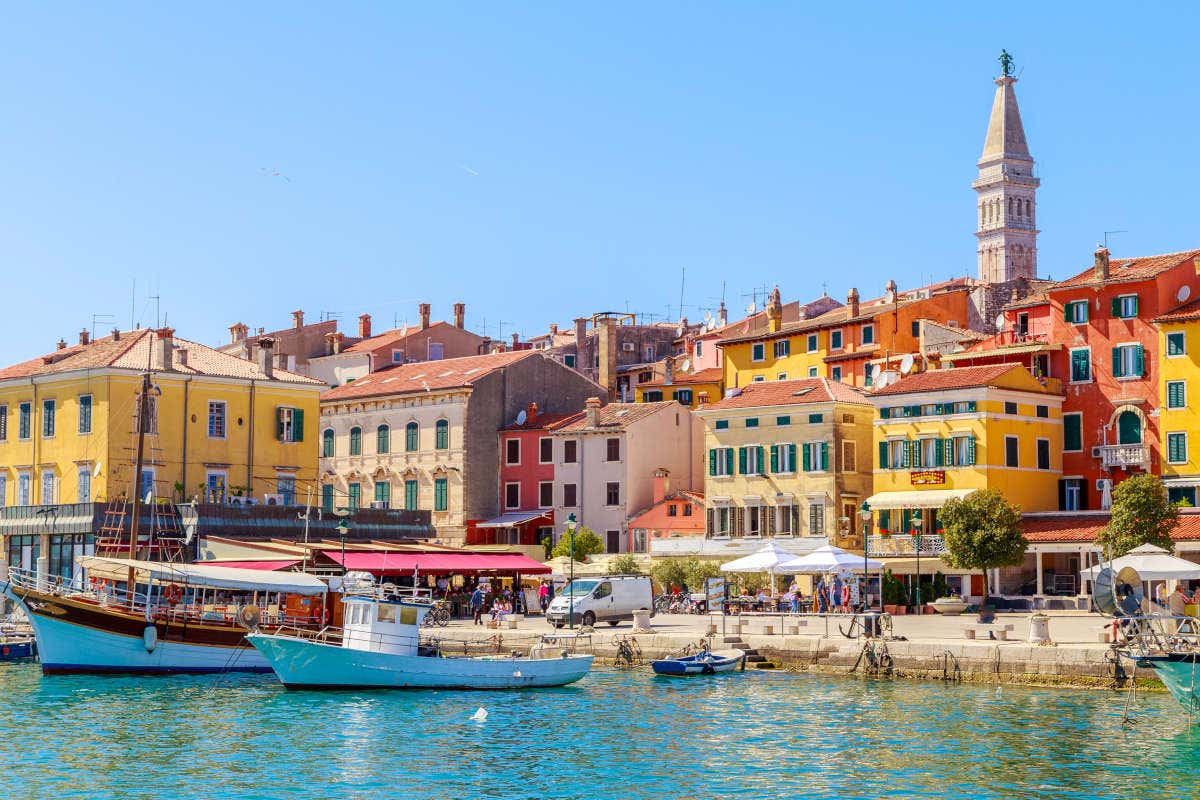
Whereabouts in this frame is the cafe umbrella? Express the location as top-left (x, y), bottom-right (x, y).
top-left (719, 541), bottom-right (803, 596)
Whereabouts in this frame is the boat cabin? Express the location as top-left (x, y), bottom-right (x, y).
top-left (341, 596), bottom-right (429, 655)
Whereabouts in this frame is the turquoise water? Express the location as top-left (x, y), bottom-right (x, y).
top-left (1, 663), bottom-right (1198, 799)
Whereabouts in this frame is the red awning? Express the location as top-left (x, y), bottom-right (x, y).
top-left (203, 560), bottom-right (302, 571)
top-left (321, 551), bottom-right (551, 575)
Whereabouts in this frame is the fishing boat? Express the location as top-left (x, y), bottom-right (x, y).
top-left (0, 619), bottom-right (37, 662)
top-left (247, 584), bottom-right (593, 689)
top-left (2, 557), bottom-right (328, 674)
top-left (650, 648), bottom-right (745, 676)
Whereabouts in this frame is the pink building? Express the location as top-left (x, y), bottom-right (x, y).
top-left (625, 469), bottom-right (705, 553)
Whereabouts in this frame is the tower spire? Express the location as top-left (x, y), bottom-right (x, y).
top-left (974, 51), bottom-right (1039, 284)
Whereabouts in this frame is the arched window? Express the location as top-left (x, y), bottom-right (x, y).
top-left (322, 429), bottom-right (335, 458)
top-left (435, 419), bottom-right (449, 450)
top-left (377, 425), bottom-right (390, 454)
top-left (405, 421), bottom-right (419, 452)
top-left (349, 426), bottom-right (362, 456)
top-left (1117, 411), bottom-right (1142, 445)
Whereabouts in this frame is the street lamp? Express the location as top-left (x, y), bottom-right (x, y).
top-left (860, 501), bottom-right (873, 612)
top-left (565, 512), bottom-right (578, 630)
top-left (335, 509), bottom-right (351, 574)
top-left (911, 510), bottom-right (924, 616)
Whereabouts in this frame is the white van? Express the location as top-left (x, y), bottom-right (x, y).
top-left (545, 575), bottom-right (653, 628)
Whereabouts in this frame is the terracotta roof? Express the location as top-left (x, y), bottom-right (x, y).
top-left (343, 321), bottom-right (483, 354)
top-left (702, 378), bottom-right (871, 411)
top-left (1052, 249), bottom-right (1200, 291)
top-left (1002, 289), bottom-right (1050, 311)
top-left (1154, 296), bottom-right (1200, 324)
top-left (638, 368), bottom-right (723, 388)
top-left (870, 364), bottom-right (1037, 397)
top-left (0, 330), bottom-right (322, 385)
top-left (1022, 511), bottom-right (1200, 543)
top-left (553, 401), bottom-right (678, 432)
top-left (500, 412), bottom-right (577, 432)
top-left (321, 350), bottom-right (536, 401)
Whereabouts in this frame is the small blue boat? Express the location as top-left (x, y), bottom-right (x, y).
top-left (0, 635), bottom-right (37, 662)
top-left (650, 649), bottom-right (745, 676)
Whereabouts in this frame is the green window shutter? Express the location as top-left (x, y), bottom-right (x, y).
top-left (770, 445), bottom-right (779, 473)
top-left (738, 447), bottom-right (747, 474)
top-left (1063, 303), bottom-right (1071, 322)
top-left (967, 437), bottom-right (977, 465)
top-left (709, 449), bottom-right (717, 476)
top-left (879, 441), bottom-right (888, 469)
top-left (1111, 297), bottom-right (1121, 317)
top-left (880, 407), bottom-right (890, 420)
top-left (909, 440), bottom-right (919, 467)
top-left (901, 508), bottom-right (912, 534)
top-left (934, 439), bottom-right (945, 467)
top-left (820, 442), bottom-right (829, 471)
top-left (1111, 347), bottom-right (1123, 378)
top-left (967, 401), bottom-right (977, 413)
top-left (1134, 345), bottom-right (1145, 377)
top-left (789, 444), bottom-right (797, 471)
top-left (276, 407), bottom-right (285, 440)
top-left (944, 438), bottom-right (955, 466)
top-left (1131, 296), bottom-right (1139, 317)
top-left (900, 441), bottom-right (910, 468)
top-left (803, 444), bottom-right (812, 472)
top-left (293, 408), bottom-right (304, 442)
top-left (757, 446), bottom-right (765, 473)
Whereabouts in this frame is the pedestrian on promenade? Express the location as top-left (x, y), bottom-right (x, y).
top-left (816, 577), bottom-right (827, 614)
top-left (1169, 584), bottom-right (1189, 631)
top-left (831, 574), bottom-right (843, 613)
top-left (538, 581), bottom-right (550, 612)
top-left (840, 581), bottom-right (851, 613)
top-left (470, 584), bottom-right (486, 625)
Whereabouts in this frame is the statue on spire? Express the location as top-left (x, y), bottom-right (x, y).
top-left (999, 49), bottom-right (1014, 78)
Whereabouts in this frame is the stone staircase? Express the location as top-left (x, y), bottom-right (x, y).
top-left (723, 635), bottom-right (775, 669)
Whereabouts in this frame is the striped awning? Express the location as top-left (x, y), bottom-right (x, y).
top-left (864, 489), bottom-right (975, 510)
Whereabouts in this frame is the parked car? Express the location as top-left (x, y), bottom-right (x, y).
top-left (546, 575), bottom-right (653, 628)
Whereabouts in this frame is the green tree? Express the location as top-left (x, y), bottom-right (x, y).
top-left (650, 559), bottom-right (690, 593)
top-left (1097, 474), bottom-right (1177, 557)
top-left (608, 553), bottom-right (643, 575)
top-left (550, 526), bottom-right (605, 561)
top-left (939, 489), bottom-right (1026, 607)
top-left (686, 559), bottom-right (722, 593)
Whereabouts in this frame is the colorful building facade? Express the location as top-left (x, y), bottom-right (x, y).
top-left (1154, 298), bottom-right (1200, 506)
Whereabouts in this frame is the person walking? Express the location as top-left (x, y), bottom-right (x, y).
top-left (470, 583), bottom-right (486, 626)
top-left (816, 577), bottom-right (827, 614)
top-left (831, 574), bottom-right (843, 614)
top-left (538, 581), bottom-right (550, 613)
top-left (1169, 583), bottom-right (1190, 632)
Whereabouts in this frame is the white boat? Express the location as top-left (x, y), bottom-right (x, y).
top-left (2, 557), bottom-right (329, 674)
top-left (248, 589), bottom-right (594, 689)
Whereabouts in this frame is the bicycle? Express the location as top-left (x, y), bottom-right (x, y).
top-left (422, 600), bottom-right (452, 627)
top-left (838, 611), bottom-right (893, 639)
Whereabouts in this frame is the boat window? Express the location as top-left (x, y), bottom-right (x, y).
top-left (562, 579), bottom-right (599, 597)
top-left (594, 582), bottom-right (612, 599)
top-left (378, 604), bottom-right (396, 623)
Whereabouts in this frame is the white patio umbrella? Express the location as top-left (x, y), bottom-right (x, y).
top-left (1080, 543), bottom-right (1200, 582)
top-left (782, 543), bottom-right (883, 574)
top-left (720, 541), bottom-right (800, 595)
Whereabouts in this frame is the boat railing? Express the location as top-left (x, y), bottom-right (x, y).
top-left (1115, 615), bottom-right (1200, 657)
top-left (341, 583), bottom-right (435, 605)
top-left (6, 567), bottom-right (155, 610)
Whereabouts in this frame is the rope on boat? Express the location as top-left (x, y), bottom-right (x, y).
top-left (939, 650), bottom-right (962, 683)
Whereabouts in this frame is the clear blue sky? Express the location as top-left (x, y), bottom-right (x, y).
top-left (3, 3), bottom-right (1198, 364)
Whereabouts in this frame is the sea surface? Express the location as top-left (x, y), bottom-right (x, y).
top-left (0, 662), bottom-right (1197, 800)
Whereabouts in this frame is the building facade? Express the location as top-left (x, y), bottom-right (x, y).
top-left (1154, 298), bottom-right (1200, 505)
top-left (628, 469), bottom-right (705, 555)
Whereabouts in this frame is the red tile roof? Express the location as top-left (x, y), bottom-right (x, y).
top-left (344, 321), bottom-right (470, 354)
top-left (321, 350), bottom-right (537, 401)
top-left (870, 364), bottom-right (1038, 397)
top-left (702, 378), bottom-right (870, 410)
top-left (1154, 296), bottom-right (1200, 324)
top-left (638, 367), bottom-right (723, 388)
top-left (553, 401), bottom-right (678, 432)
top-left (1052, 249), bottom-right (1200, 291)
top-left (1022, 511), bottom-right (1200, 543)
top-left (500, 412), bottom-right (578, 432)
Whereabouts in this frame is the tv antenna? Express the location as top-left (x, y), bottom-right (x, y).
top-left (91, 313), bottom-right (115, 340)
top-left (1103, 230), bottom-right (1127, 249)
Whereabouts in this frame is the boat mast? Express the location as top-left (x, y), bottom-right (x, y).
top-left (127, 371), bottom-right (152, 600)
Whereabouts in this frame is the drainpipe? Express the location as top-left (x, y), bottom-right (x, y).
top-left (180, 377), bottom-right (192, 501)
top-left (247, 380), bottom-right (256, 499)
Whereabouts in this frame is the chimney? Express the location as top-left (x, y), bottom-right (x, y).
top-left (767, 286), bottom-right (783, 332)
top-left (585, 396), bottom-right (602, 428)
top-left (574, 317), bottom-right (589, 372)
top-left (324, 331), bottom-right (345, 355)
top-left (1094, 246), bottom-right (1111, 281)
top-left (665, 358), bottom-right (675, 386)
top-left (229, 322), bottom-right (248, 344)
top-left (717, 301), bottom-right (728, 327)
top-left (847, 287), bottom-right (860, 318)
top-left (526, 402), bottom-right (538, 423)
top-left (453, 302), bottom-right (465, 329)
top-left (479, 336), bottom-right (492, 355)
top-left (257, 336), bottom-right (276, 378)
top-left (292, 310), bottom-right (305, 330)
top-left (511, 332), bottom-right (520, 350)
top-left (56, 339), bottom-right (67, 351)
top-left (549, 323), bottom-right (559, 337)
top-left (156, 327), bottom-right (176, 371)
top-left (177, 348), bottom-right (189, 367)
top-left (884, 279), bottom-right (898, 304)
top-left (652, 468), bottom-right (670, 504)
top-left (112, 328), bottom-right (121, 342)
top-left (597, 318), bottom-right (618, 400)
top-left (79, 329), bottom-right (90, 346)
top-left (418, 303), bottom-right (431, 330)
top-left (358, 313), bottom-right (372, 339)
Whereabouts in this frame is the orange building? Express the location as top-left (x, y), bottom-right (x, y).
top-left (626, 469), bottom-right (705, 554)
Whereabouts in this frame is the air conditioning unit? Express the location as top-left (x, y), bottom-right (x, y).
top-left (370, 501), bottom-right (389, 510)
top-left (1096, 478), bottom-right (1112, 492)
top-left (227, 496), bottom-right (247, 506)
top-left (621, 342), bottom-right (636, 352)
top-left (1091, 447), bottom-right (1103, 458)
top-left (262, 493), bottom-right (284, 506)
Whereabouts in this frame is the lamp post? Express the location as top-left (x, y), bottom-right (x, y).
top-left (860, 501), bottom-right (872, 612)
top-left (335, 510), bottom-right (351, 574)
top-left (565, 512), bottom-right (578, 630)
top-left (911, 510), bottom-right (923, 615)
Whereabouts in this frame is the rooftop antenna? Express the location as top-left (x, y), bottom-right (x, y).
top-left (91, 313), bottom-right (115, 340)
top-left (130, 278), bottom-right (136, 330)
top-left (677, 267), bottom-right (686, 323)
top-left (1103, 230), bottom-right (1128, 249)
top-left (147, 285), bottom-right (161, 328)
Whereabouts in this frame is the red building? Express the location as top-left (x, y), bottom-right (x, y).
top-left (466, 403), bottom-right (571, 547)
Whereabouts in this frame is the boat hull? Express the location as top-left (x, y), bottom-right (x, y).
top-left (0, 637), bottom-right (36, 661)
top-left (650, 650), bottom-right (746, 676)
top-left (1135, 653), bottom-right (1200, 712)
top-left (3, 584), bottom-right (269, 674)
top-left (248, 633), bottom-right (594, 689)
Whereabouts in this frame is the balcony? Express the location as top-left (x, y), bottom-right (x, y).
top-left (1094, 444), bottom-right (1148, 469)
top-left (866, 534), bottom-right (946, 557)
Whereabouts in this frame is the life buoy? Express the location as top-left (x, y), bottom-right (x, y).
top-left (164, 584), bottom-right (183, 605)
top-left (2, 646), bottom-right (9, 656)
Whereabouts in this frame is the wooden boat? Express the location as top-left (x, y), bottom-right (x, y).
top-left (650, 649), bottom-right (745, 676)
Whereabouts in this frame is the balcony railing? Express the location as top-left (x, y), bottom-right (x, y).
top-left (1095, 444), bottom-right (1148, 469)
top-left (866, 534), bottom-right (946, 557)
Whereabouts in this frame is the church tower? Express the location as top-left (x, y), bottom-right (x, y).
top-left (974, 52), bottom-right (1039, 283)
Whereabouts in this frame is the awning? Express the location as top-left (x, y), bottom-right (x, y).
top-left (202, 560), bottom-right (302, 572)
top-left (76, 556), bottom-right (327, 595)
top-left (475, 511), bottom-right (551, 528)
top-left (864, 489), bottom-right (975, 510)
top-left (321, 551), bottom-right (551, 575)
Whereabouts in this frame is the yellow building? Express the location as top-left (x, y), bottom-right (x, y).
top-left (0, 328), bottom-right (323, 509)
top-left (635, 367), bottom-right (724, 409)
top-left (866, 363), bottom-right (1064, 540)
top-left (695, 378), bottom-right (875, 552)
top-left (1155, 304), bottom-right (1200, 505)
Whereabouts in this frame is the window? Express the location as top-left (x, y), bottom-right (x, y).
top-left (405, 422), bottom-right (419, 451)
top-left (435, 420), bottom-right (449, 449)
top-left (776, 504), bottom-right (793, 535)
top-left (638, 371), bottom-right (653, 384)
top-left (1112, 344), bottom-right (1145, 379)
top-left (776, 373), bottom-right (787, 382)
top-left (42, 400), bottom-right (55, 438)
top-left (745, 417), bottom-right (759, 428)
top-left (18, 402), bottom-right (31, 440)
top-left (563, 440), bottom-right (578, 463)
top-left (539, 437), bottom-right (553, 464)
top-left (750, 342), bottom-right (765, 361)
top-left (715, 420), bottom-right (729, 430)
top-left (1112, 294), bottom-right (1139, 319)
top-left (1167, 332), bottom-right (1186, 357)
top-left (376, 425), bottom-right (390, 454)
top-left (808, 413), bottom-right (823, 424)
top-left (1062, 479), bottom-right (1081, 512)
top-left (564, 354), bottom-right (576, 368)
top-left (323, 429), bottom-right (335, 457)
top-left (808, 503), bottom-right (825, 536)
top-left (539, 481), bottom-right (553, 508)
top-left (1005, 436), bottom-right (1019, 468)
top-left (278, 476), bottom-right (296, 506)
top-left (349, 426), bottom-right (362, 455)
top-left (392, 350), bottom-right (403, 363)
top-left (643, 390), bottom-right (663, 402)
top-left (606, 438), bottom-right (621, 461)
top-left (17, 472), bottom-right (30, 506)
top-left (563, 483), bottom-right (578, 507)
top-left (1070, 348), bottom-right (1091, 383)
top-left (1036, 405), bottom-right (1049, 418)
top-left (712, 505), bottom-right (732, 536)
top-left (207, 401), bottom-right (226, 438)
top-left (952, 436), bottom-right (976, 466)
top-left (842, 441), bottom-right (856, 472)
top-left (1004, 401), bottom-right (1018, 415)
top-left (772, 443), bottom-right (796, 473)
top-left (773, 340), bottom-right (790, 358)
top-left (831, 366), bottom-right (842, 382)
top-left (374, 481), bottom-right (390, 508)
top-left (322, 484), bottom-right (334, 512)
top-left (1065, 300), bottom-right (1089, 324)
top-left (605, 482), bottom-right (620, 506)
top-left (683, 503), bottom-right (693, 516)
top-left (740, 446), bottom-right (764, 475)
top-left (746, 504), bottom-right (763, 537)
top-left (348, 482), bottom-right (361, 510)
top-left (776, 415), bottom-right (791, 426)
top-left (0, 404), bottom-right (6, 441)
top-left (1063, 413), bottom-right (1082, 452)
top-left (695, 341), bottom-right (704, 357)
top-left (277, 407), bottom-right (304, 442)
top-left (830, 330), bottom-right (843, 350)
top-left (1169, 487), bottom-right (1197, 507)
top-left (802, 441), bottom-right (829, 472)
top-left (428, 342), bottom-right (445, 360)
top-left (506, 439), bottom-right (521, 465)
top-left (77, 467), bottom-right (91, 503)
top-left (1168, 381), bottom-right (1187, 409)
top-left (1037, 439), bottom-right (1051, 470)
top-left (1169, 433), bottom-right (1188, 465)
top-left (709, 447), bottom-right (734, 477)
top-left (504, 482), bottom-right (520, 509)
top-left (807, 367), bottom-right (818, 377)
top-left (861, 324), bottom-right (875, 345)
top-left (673, 389), bottom-right (693, 405)
top-left (134, 396), bottom-right (158, 435)
top-left (434, 478), bottom-right (448, 511)
top-left (78, 395), bottom-right (92, 434)
top-left (806, 334), bottom-right (818, 353)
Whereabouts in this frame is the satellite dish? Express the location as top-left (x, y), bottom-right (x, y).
top-left (707, 319), bottom-right (716, 331)
top-left (995, 314), bottom-right (1007, 331)
top-left (1114, 566), bottom-right (1144, 616)
top-left (515, 409), bottom-right (528, 426)
top-left (870, 365), bottom-right (882, 382)
top-left (874, 371), bottom-right (889, 389)
top-left (676, 324), bottom-right (684, 337)
top-left (1179, 285), bottom-right (1192, 303)
top-left (746, 302), bottom-right (756, 315)
top-left (93, 460), bottom-right (102, 478)
top-left (681, 360), bottom-right (691, 373)
top-left (703, 310), bottom-right (712, 322)
top-left (899, 354), bottom-right (915, 374)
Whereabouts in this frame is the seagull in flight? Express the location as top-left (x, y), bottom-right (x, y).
top-left (261, 167), bottom-right (292, 183)
top-left (458, 164), bottom-right (479, 177)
